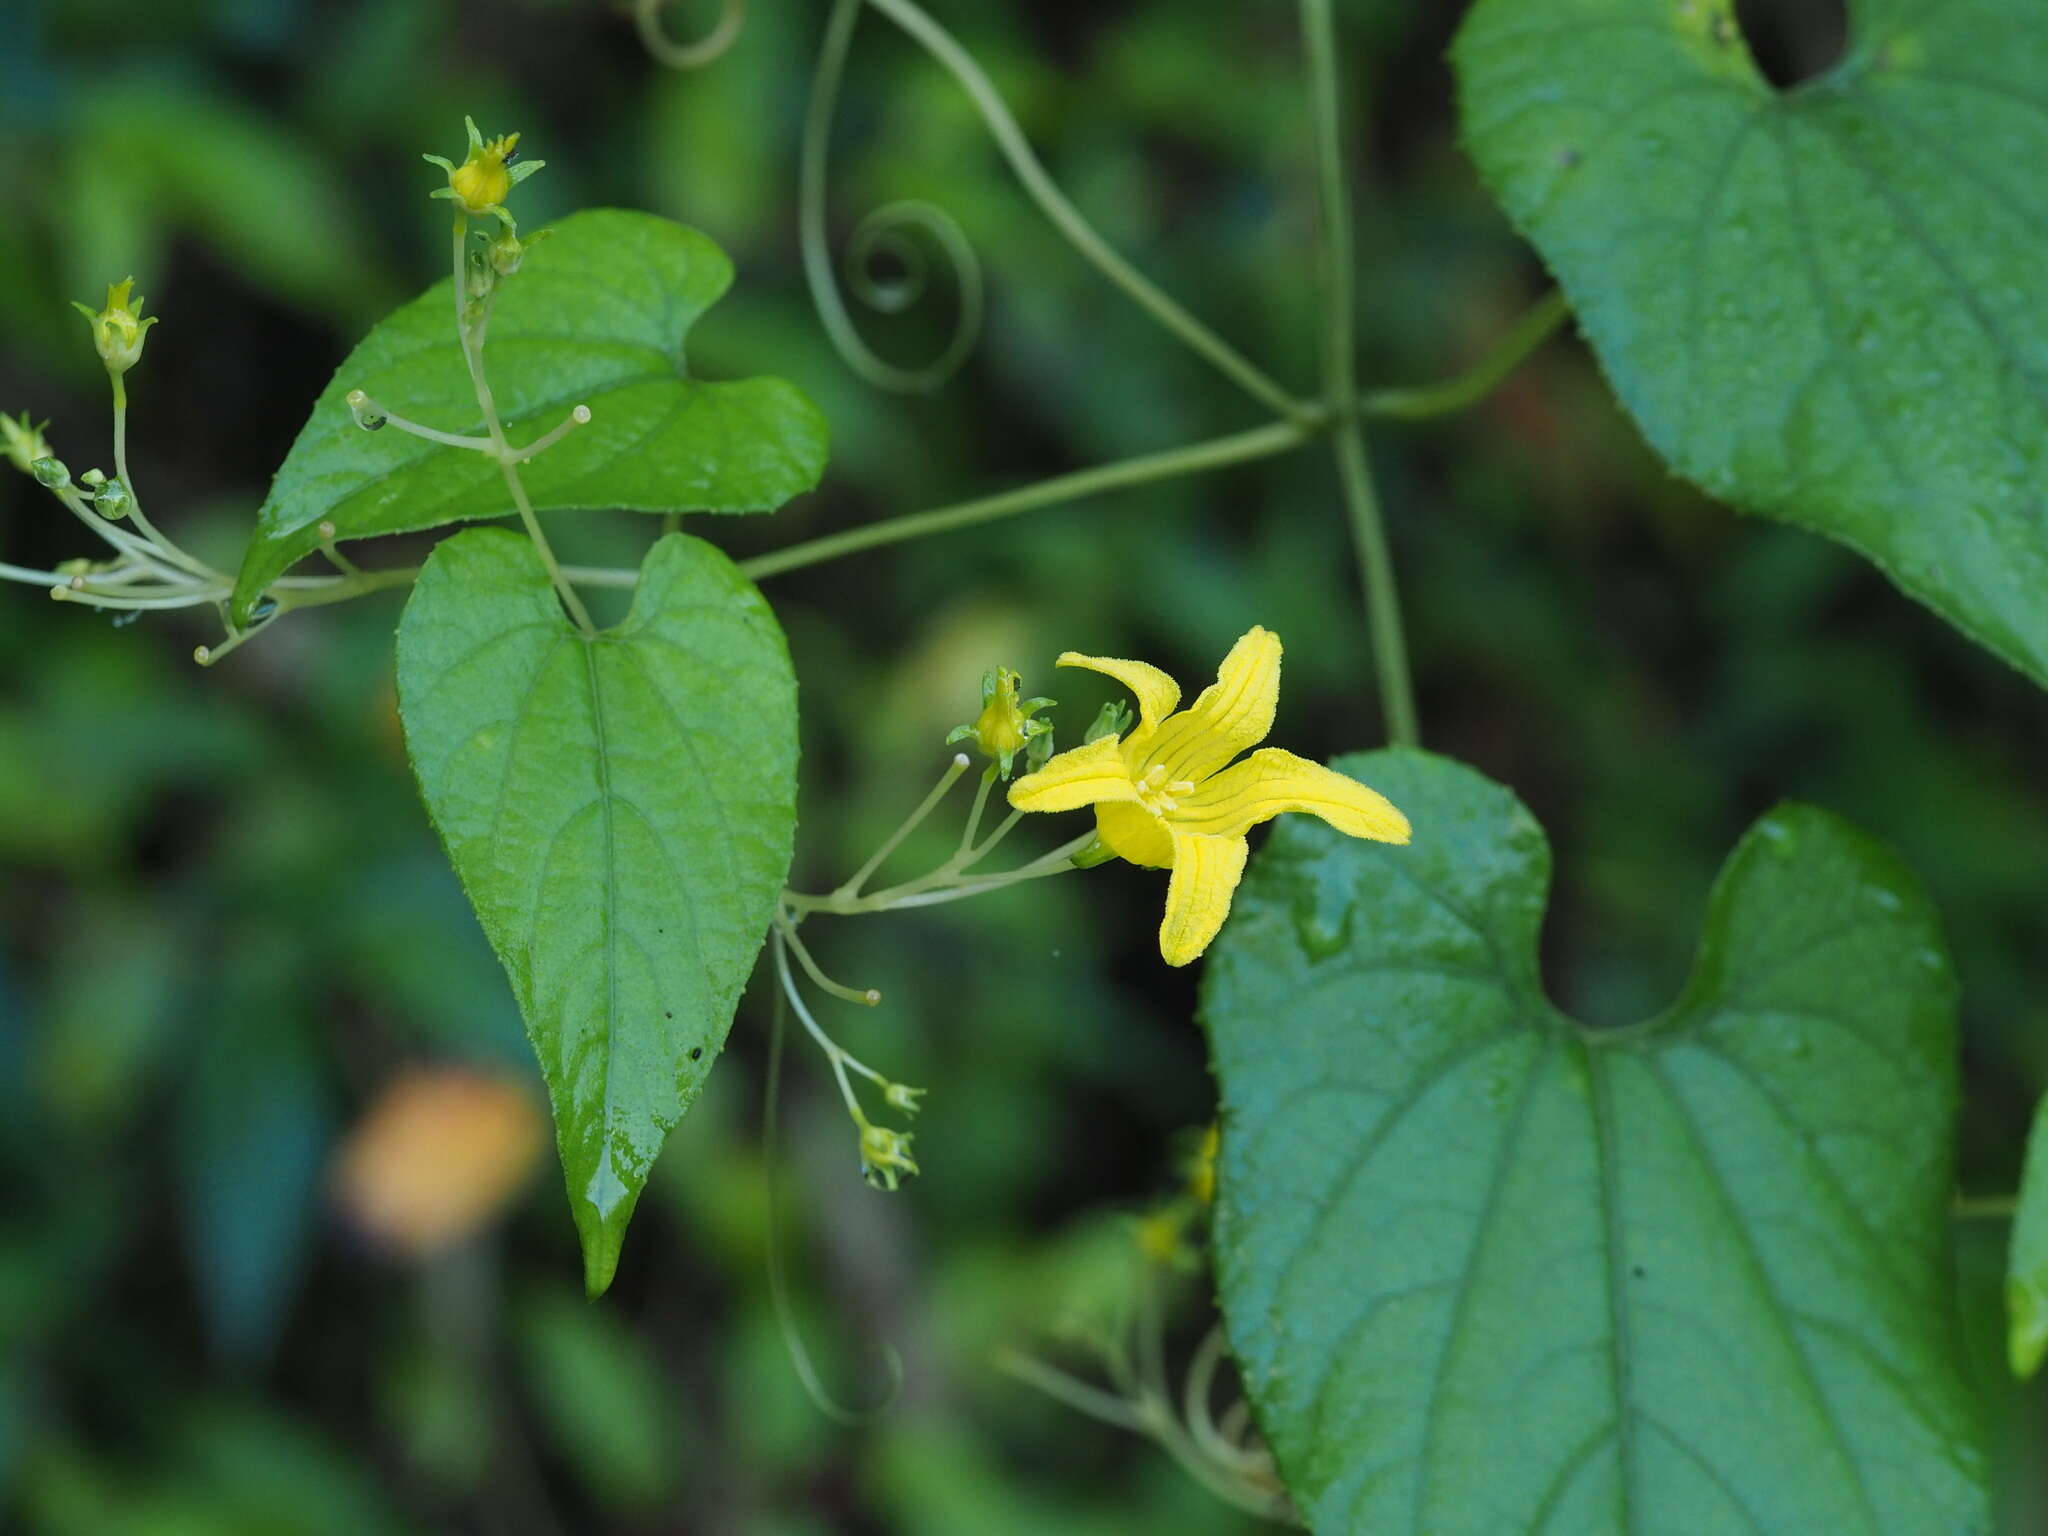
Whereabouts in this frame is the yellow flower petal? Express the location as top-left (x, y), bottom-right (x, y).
top-left (1145, 627), bottom-right (1281, 784)
top-left (1159, 831), bottom-right (1249, 967)
top-left (1097, 799), bottom-right (1173, 868)
top-left (1173, 748), bottom-right (1410, 844)
top-left (1007, 733), bottom-right (1138, 813)
top-left (1056, 651), bottom-right (1181, 735)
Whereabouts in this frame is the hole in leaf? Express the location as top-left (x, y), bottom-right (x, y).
top-left (1733, 0), bottom-right (1849, 90)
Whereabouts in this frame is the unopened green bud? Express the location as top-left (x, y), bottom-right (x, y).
top-left (856, 1115), bottom-right (920, 1191)
top-left (1083, 700), bottom-right (1133, 744)
top-left (487, 227), bottom-right (526, 277)
top-left (883, 1082), bottom-right (926, 1117)
top-left (71, 279), bottom-right (157, 375)
top-left (78, 467), bottom-right (106, 490)
top-left (31, 456), bottom-right (70, 490)
top-left (92, 478), bottom-right (131, 519)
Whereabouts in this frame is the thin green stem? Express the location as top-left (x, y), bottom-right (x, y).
top-left (957, 765), bottom-right (996, 855)
top-left (110, 379), bottom-right (216, 581)
top-left (1333, 423), bottom-right (1417, 745)
top-left (858, 0), bottom-right (1309, 423)
top-left (778, 912), bottom-right (882, 1007)
top-left (861, 830), bottom-right (1095, 910)
top-left (742, 420), bottom-right (1310, 582)
top-left (993, 1350), bottom-right (1150, 1434)
top-left (834, 753), bottom-right (971, 898)
top-left (1301, 0), bottom-right (1418, 748)
top-left (1361, 289), bottom-right (1570, 420)
top-left (761, 982), bottom-right (905, 1426)
top-left (272, 563), bottom-right (421, 612)
top-left (957, 806), bottom-right (1023, 872)
top-left (450, 217), bottom-right (597, 634)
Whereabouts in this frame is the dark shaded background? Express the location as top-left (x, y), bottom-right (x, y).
top-left (3, 0), bottom-right (2044, 1530)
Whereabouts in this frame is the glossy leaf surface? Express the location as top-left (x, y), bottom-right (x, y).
top-left (1455, 0), bottom-right (2048, 684)
top-left (1205, 749), bottom-right (1987, 1533)
top-left (233, 209), bottom-right (827, 620)
top-left (395, 529), bottom-right (796, 1294)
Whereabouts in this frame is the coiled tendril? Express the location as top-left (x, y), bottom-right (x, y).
top-left (633, 0), bottom-right (746, 71)
top-left (800, 0), bottom-right (986, 393)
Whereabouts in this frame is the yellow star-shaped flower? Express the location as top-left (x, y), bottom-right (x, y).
top-left (1008, 627), bottom-right (1409, 967)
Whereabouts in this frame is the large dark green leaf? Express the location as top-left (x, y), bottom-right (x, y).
top-left (395, 529), bottom-right (796, 1295)
top-left (232, 209), bottom-right (827, 622)
top-left (1205, 749), bottom-right (1987, 1534)
top-left (1455, 0), bottom-right (2048, 685)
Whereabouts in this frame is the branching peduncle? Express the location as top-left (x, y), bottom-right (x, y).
top-left (448, 215), bottom-right (598, 634)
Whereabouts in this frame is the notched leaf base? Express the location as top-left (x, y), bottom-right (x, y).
top-left (1204, 748), bottom-right (1988, 1534)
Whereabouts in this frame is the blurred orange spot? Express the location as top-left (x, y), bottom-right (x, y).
top-left (332, 1065), bottom-right (544, 1258)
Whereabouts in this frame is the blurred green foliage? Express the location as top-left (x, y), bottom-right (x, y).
top-left (2, 0), bottom-right (2045, 1530)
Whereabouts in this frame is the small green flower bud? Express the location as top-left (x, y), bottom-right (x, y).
top-left (92, 478), bottom-right (132, 520)
top-left (71, 279), bottom-right (157, 375)
top-left (78, 467), bottom-right (106, 490)
top-left (883, 1082), bottom-right (926, 1117)
top-left (1083, 700), bottom-right (1133, 744)
top-left (487, 227), bottom-right (526, 277)
top-left (856, 1116), bottom-right (920, 1191)
top-left (31, 456), bottom-right (70, 490)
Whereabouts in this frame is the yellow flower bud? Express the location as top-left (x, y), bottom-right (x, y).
top-left (946, 667), bottom-right (1054, 779)
top-left (424, 116), bottom-right (544, 221)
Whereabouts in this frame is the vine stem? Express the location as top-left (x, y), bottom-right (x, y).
top-left (1300, 0), bottom-right (1418, 747)
top-left (853, 0), bottom-right (1310, 424)
top-left (741, 419), bottom-right (1309, 581)
top-left (450, 216), bottom-right (597, 634)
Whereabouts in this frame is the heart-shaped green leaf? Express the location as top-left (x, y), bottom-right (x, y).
top-left (1205, 749), bottom-right (1987, 1534)
top-left (233, 209), bottom-right (828, 623)
top-left (1455, 0), bottom-right (2048, 686)
top-left (395, 529), bottom-right (797, 1295)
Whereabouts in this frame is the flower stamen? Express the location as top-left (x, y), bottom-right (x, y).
top-left (1134, 763), bottom-right (1197, 815)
